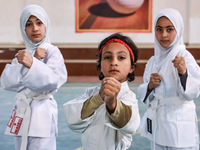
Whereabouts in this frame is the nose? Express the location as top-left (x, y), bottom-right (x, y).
top-left (33, 24), bottom-right (38, 32)
top-left (111, 57), bottom-right (118, 66)
top-left (162, 30), bottom-right (167, 38)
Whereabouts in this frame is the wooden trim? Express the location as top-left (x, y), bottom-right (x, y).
top-left (0, 47), bottom-right (199, 76)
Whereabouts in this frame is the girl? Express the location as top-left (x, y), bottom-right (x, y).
top-left (137, 8), bottom-right (200, 150)
top-left (63, 33), bottom-right (140, 150)
top-left (1, 4), bottom-right (67, 150)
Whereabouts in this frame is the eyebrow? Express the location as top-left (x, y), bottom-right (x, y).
top-left (156, 25), bottom-right (174, 28)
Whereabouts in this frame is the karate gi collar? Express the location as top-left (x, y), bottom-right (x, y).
top-left (20, 4), bottom-right (50, 56)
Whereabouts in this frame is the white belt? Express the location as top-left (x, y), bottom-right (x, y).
top-left (149, 97), bottom-right (188, 110)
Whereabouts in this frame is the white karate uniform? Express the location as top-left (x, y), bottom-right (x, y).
top-left (137, 8), bottom-right (200, 150)
top-left (63, 81), bottom-right (140, 150)
top-left (0, 5), bottom-right (67, 150)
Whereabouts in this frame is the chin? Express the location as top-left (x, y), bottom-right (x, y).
top-left (32, 39), bottom-right (43, 43)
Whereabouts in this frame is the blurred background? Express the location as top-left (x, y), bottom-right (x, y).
top-left (0, 0), bottom-right (200, 149)
top-left (0, 0), bottom-right (199, 79)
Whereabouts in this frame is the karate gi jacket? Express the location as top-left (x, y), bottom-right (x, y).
top-left (1, 43), bottom-right (67, 137)
top-left (137, 47), bottom-right (200, 148)
top-left (63, 81), bottom-right (140, 150)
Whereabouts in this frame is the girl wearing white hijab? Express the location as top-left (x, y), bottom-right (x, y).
top-left (137, 8), bottom-right (200, 150)
top-left (1, 4), bottom-right (67, 150)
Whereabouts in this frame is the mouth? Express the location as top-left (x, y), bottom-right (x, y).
top-left (160, 40), bottom-right (169, 43)
top-left (32, 34), bottom-right (40, 38)
top-left (109, 70), bottom-right (119, 73)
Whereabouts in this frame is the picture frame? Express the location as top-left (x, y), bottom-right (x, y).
top-left (76, 0), bottom-right (152, 33)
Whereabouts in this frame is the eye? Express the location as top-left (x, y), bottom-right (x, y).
top-left (167, 28), bottom-right (174, 32)
top-left (118, 56), bottom-right (125, 60)
top-left (103, 56), bottom-right (111, 60)
top-left (25, 23), bottom-right (32, 27)
top-left (156, 28), bottom-right (162, 32)
top-left (37, 21), bottom-right (43, 26)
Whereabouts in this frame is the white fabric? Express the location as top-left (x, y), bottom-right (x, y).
top-left (63, 82), bottom-right (140, 150)
top-left (0, 4), bottom-right (67, 150)
top-left (137, 8), bottom-right (200, 148)
top-left (14, 118), bottom-right (56, 150)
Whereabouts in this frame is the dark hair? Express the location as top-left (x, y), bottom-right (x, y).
top-left (96, 33), bottom-right (139, 82)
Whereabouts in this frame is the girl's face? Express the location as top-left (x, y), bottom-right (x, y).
top-left (155, 16), bottom-right (177, 48)
top-left (100, 43), bottom-right (134, 83)
top-left (25, 15), bottom-right (46, 43)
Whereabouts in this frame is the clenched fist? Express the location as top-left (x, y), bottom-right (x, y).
top-left (16, 50), bottom-right (33, 68)
top-left (172, 55), bottom-right (187, 75)
top-left (148, 73), bottom-right (162, 91)
top-left (99, 77), bottom-right (121, 113)
top-left (34, 47), bottom-right (47, 60)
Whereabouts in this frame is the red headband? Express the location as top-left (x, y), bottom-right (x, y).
top-left (99, 38), bottom-right (135, 62)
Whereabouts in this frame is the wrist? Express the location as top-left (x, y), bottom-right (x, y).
top-left (148, 83), bottom-right (153, 91)
top-left (178, 69), bottom-right (187, 76)
top-left (107, 101), bottom-right (117, 114)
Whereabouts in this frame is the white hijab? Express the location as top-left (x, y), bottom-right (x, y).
top-left (154, 8), bottom-right (185, 72)
top-left (20, 4), bottom-right (50, 56)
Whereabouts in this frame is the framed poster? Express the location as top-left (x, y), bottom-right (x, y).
top-left (76, 0), bottom-right (152, 33)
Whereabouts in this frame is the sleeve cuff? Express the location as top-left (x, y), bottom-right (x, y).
top-left (107, 99), bottom-right (132, 128)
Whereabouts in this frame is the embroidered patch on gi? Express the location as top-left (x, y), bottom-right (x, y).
top-left (10, 116), bottom-right (23, 134)
top-left (7, 109), bottom-right (16, 128)
top-left (147, 118), bottom-right (152, 134)
top-left (7, 108), bottom-right (23, 135)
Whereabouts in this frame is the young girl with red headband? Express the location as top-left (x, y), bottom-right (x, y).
top-left (63, 33), bottom-right (140, 150)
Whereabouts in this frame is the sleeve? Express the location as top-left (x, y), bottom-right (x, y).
top-left (63, 87), bottom-right (100, 133)
top-left (178, 71), bottom-right (188, 91)
top-left (105, 91), bottom-right (140, 135)
top-left (81, 94), bottom-right (104, 119)
top-left (1, 58), bottom-right (25, 92)
top-left (178, 51), bottom-right (200, 100)
top-left (106, 99), bottom-right (132, 128)
top-left (1, 46), bottom-right (67, 93)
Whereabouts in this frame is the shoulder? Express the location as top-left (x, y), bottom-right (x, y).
top-left (40, 43), bottom-right (63, 59)
top-left (120, 82), bottom-right (137, 100)
top-left (85, 86), bottom-right (100, 96)
top-left (147, 56), bottom-right (155, 63)
top-left (144, 56), bottom-right (155, 69)
top-left (178, 49), bottom-right (196, 62)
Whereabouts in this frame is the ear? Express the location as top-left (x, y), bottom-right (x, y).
top-left (129, 65), bottom-right (135, 74)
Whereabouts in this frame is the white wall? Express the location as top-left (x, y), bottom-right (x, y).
top-left (0, 0), bottom-right (199, 47)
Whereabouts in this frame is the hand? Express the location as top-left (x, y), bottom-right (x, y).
top-left (172, 55), bottom-right (187, 75)
top-left (99, 77), bottom-right (121, 113)
top-left (15, 50), bottom-right (33, 68)
top-left (148, 73), bottom-right (162, 91)
top-left (34, 47), bottom-right (47, 60)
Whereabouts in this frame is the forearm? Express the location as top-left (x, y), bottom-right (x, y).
top-left (180, 70), bottom-right (200, 100)
top-left (137, 82), bottom-right (153, 104)
top-left (1, 60), bottom-right (24, 91)
top-left (179, 70), bottom-right (188, 91)
top-left (107, 99), bottom-right (132, 128)
top-left (21, 57), bottom-right (67, 92)
top-left (81, 94), bottom-right (104, 120)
